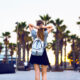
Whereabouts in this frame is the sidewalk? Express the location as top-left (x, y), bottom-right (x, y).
top-left (0, 70), bottom-right (80, 80)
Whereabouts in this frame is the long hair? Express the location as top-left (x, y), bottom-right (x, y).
top-left (36, 20), bottom-right (44, 41)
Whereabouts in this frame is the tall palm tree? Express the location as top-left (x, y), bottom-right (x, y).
top-left (14, 22), bottom-right (32, 66)
top-left (40, 14), bottom-right (53, 69)
top-left (70, 34), bottom-right (77, 65)
top-left (14, 22), bottom-right (26, 65)
top-left (63, 30), bottom-right (70, 69)
top-left (76, 38), bottom-right (80, 67)
top-left (20, 22), bottom-right (27, 62)
top-left (14, 23), bottom-right (22, 65)
top-left (51, 18), bottom-right (65, 70)
top-left (47, 18), bottom-right (68, 70)
top-left (24, 31), bottom-right (32, 65)
top-left (2, 32), bottom-right (10, 63)
top-left (68, 37), bottom-right (80, 68)
top-left (57, 25), bottom-right (67, 67)
top-left (77, 17), bottom-right (80, 67)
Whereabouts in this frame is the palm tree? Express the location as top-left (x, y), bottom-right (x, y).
top-left (77, 17), bottom-right (80, 67)
top-left (14, 22), bottom-right (26, 65)
top-left (2, 32), bottom-right (10, 63)
top-left (14, 23), bottom-right (21, 65)
top-left (47, 18), bottom-right (68, 70)
top-left (57, 25), bottom-right (67, 67)
top-left (19, 22), bottom-right (27, 62)
top-left (39, 14), bottom-right (53, 26)
top-left (51, 18), bottom-right (65, 70)
top-left (24, 31), bottom-right (32, 65)
top-left (68, 37), bottom-right (80, 68)
top-left (17, 42), bottom-right (21, 66)
top-left (70, 34), bottom-right (77, 65)
top-left (63, 30), bottom-right (70, 69)
top-left (14, 22), bottom-right (32, 66)
top-left (76, 38), bottom-right (80, 67)
top-left (59, 39), bottom-right (63, 66)
top-left (40, 14), bottom-right (53, 70)
top-left (8, 43), bottom-right (17, 63)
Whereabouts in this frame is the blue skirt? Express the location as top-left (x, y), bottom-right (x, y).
top-left (29, 48), bottom-right (49, 65)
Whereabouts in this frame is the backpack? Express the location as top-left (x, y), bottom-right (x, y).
top-left (31, 37), bottom-right (44, 56)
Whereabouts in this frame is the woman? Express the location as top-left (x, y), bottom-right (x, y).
top-left (29, 20), bottom-right (53, 80)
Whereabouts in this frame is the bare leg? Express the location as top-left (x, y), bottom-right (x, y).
top-left (41, 65), bottom-right (48, 80)
top-left (34, 64), bottom-right (40, 80)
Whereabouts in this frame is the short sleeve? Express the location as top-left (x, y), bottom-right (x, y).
top-left (44, 30), bottom-right (48, 38)
top-left (31, 29), bottom-right (37, 39)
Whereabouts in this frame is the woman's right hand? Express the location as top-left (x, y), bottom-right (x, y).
top-left (29, 24), bottom-right (33, 27)
top-left (29, 24), bottom-right (34, 31)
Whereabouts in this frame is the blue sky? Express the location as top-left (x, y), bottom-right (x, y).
top-left (0, 0), bottom-right (80, 43)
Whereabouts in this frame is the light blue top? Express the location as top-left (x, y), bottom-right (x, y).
top-left (31, 29), bottom-right (48, 48)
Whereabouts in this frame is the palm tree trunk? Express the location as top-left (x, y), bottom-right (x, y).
top-left (64, 38), bottom-right (67, 69)
top-left (23, 41), bottom-right (26, 62)
top-left (17, 43), bottom-right (21, 66)
top-left (26, 43), bottom-right (30, 66)
top-left (72, 39), bottom-right (75, 63)
top-left (5, 44), bottom-right (8, 63)
top-left (60, 46), bottom-right (63, 66)
top-left (71, 39), bottom-right (75, 70)
top-left (27, 50), bottom-right (29, 62)
top-left (79, 51), bottom-right (80, 67)
top-left (60, 39), bottom-right (63, 66)
top-left (55, 38), bottom-right (60, 70)
top-left (27, 49), bottom-right (29, 65)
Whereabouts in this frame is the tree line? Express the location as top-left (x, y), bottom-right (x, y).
top-left (0, 14), bottom-right (80, 71)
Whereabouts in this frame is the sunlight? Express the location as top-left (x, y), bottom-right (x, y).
top-left (47, 49), bottom-right (55, 66)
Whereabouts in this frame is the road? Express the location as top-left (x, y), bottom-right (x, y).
top-left (0, 70), bottom-right (80, 80)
